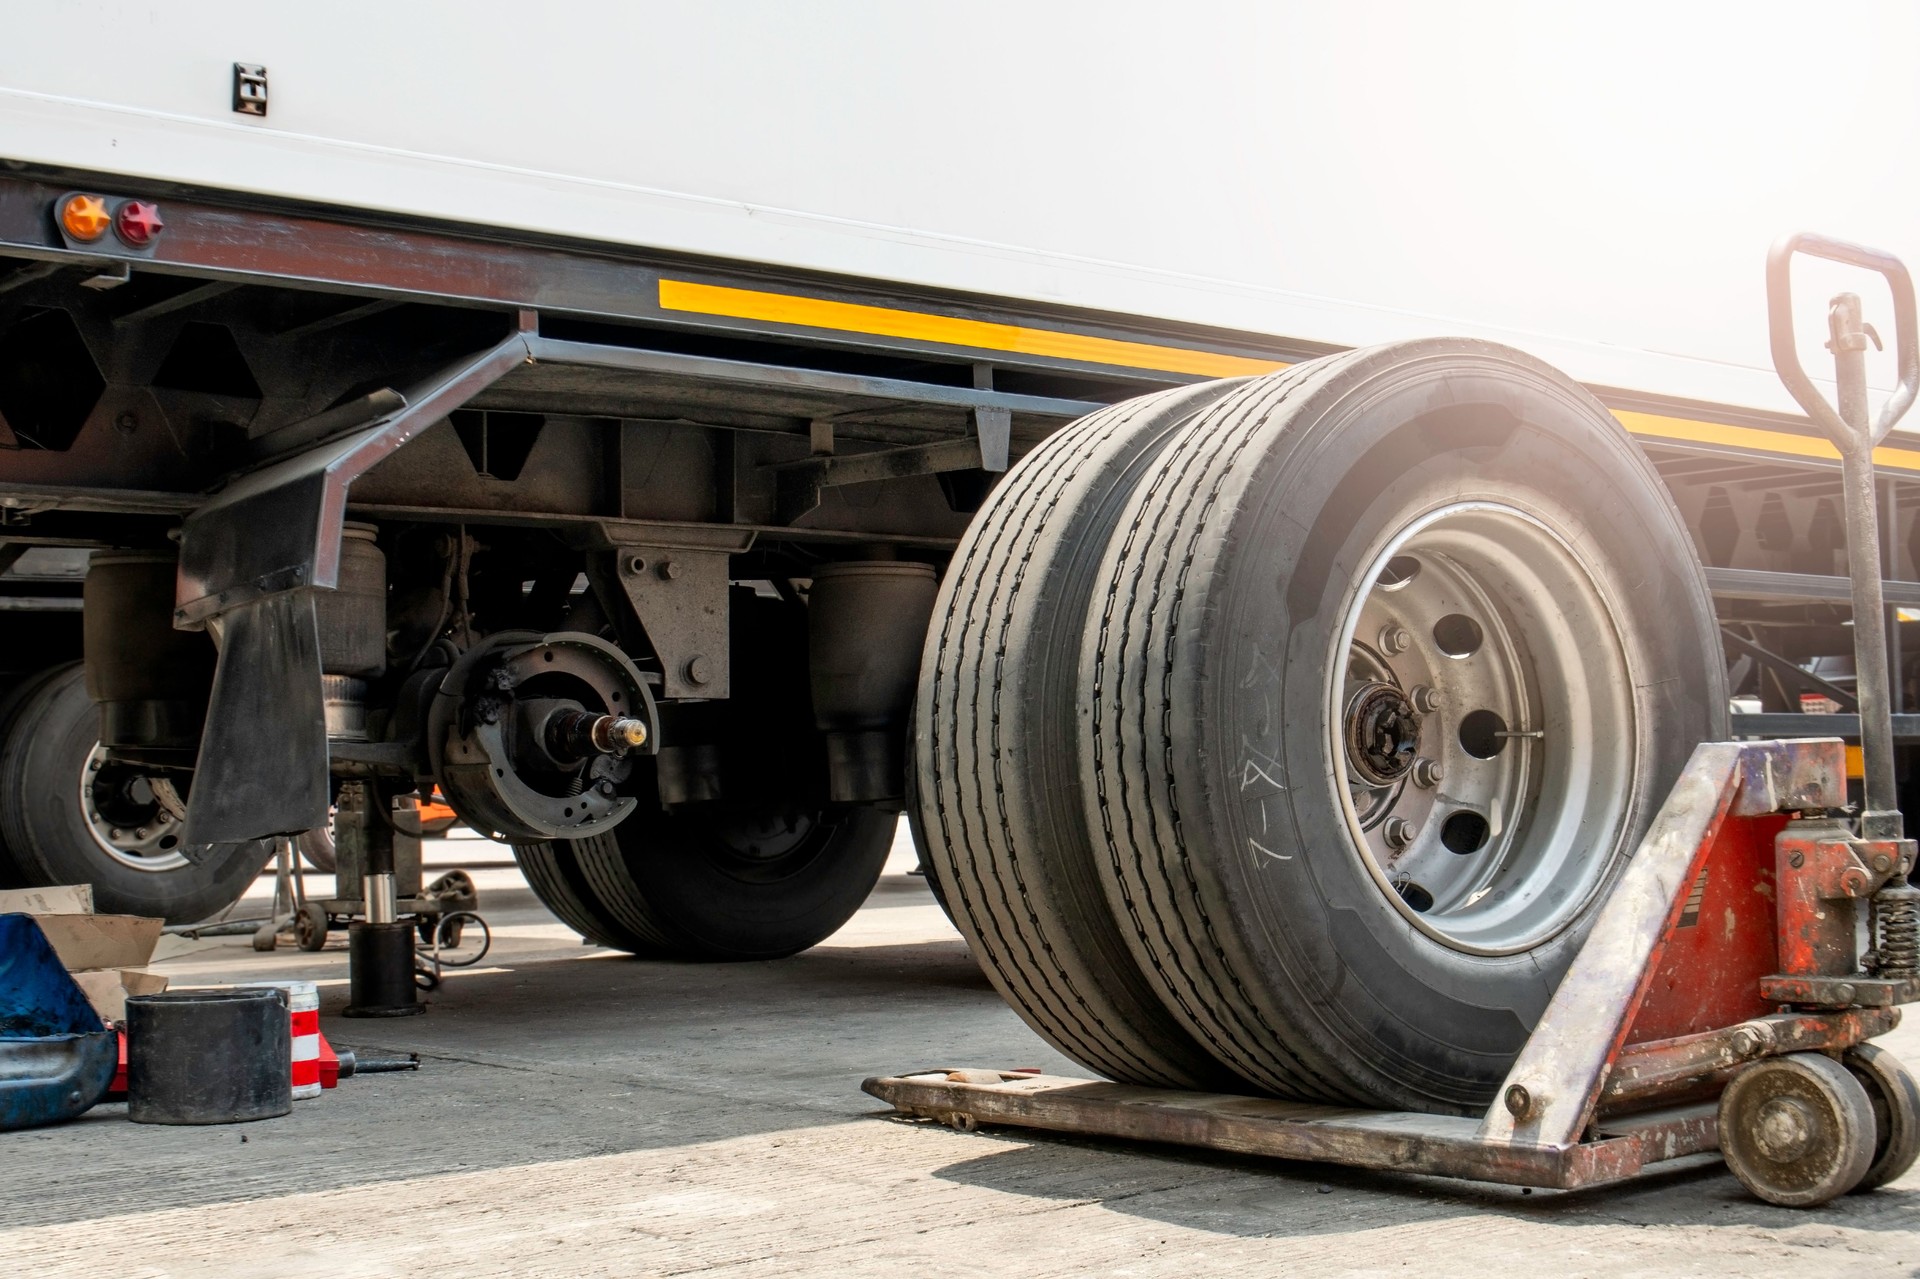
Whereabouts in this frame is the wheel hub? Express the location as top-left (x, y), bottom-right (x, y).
top-left (1327, 502), bottom-right (1637, 954)
top-left (1344, 683), bottom-right (1421, 786)
top-left (80, 744), bottom-right (190, 873)
top-left (1753, 1096), bottom-right (1817, 1162)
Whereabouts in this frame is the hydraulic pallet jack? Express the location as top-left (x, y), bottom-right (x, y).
top-left (865, 233), bottom-right (1920, 1207)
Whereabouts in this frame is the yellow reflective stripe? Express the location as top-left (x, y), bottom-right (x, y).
top-left (1613, 409), bottom-right (1920, 473)
top-left (658, 279), bottom-right (1287, 378)
top-left (661, 278), bottom-right (1920, 470)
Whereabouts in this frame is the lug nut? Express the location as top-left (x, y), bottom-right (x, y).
top-left (1410, 684), bottom-right (1440, 714)
top-left (1412, 757), bottom-right (1444, 789)
top-left (1378, 624), bottom-right (1411, 656)
top-left (1383, 817), bottom-right (1415, 849)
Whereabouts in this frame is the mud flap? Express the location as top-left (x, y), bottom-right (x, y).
top-left (180, 590), bottom-right (328, 849)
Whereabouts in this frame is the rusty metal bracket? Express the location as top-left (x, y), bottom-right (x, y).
top-left (1758, 974), bottom-right (1920, 1007)
top-left (598, 526), bottom-right (749, 699)
top-left (1599, 1007), bottom-right (1897, 1113)
top-left (1764, 816), bottom-right (1919, 1005)
top-left (176, 334), bottom-right (532, 627)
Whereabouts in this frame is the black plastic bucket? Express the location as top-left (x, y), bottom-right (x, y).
top-left (126, 989), bottom-right (293, 1125)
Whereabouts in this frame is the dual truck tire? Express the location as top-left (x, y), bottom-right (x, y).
top-left (916, 341), bottom-right (1725, 1110)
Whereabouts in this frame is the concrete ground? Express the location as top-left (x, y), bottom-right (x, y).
top-left (2, 825), bottom-right (1916, 1278)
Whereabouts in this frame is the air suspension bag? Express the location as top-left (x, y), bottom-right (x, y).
top-left (808, 562), bottom-right (937, 803)
top-left (84, 551), bottom-right (215, 757)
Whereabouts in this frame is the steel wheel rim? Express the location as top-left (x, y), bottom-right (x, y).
top-left (1326, 501), bottom-right (1637, 954)
top-left (80, 743), bottom-right (190, 873)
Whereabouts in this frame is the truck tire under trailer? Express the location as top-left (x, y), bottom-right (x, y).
top-left (917, 341), bottom-right (1726, 1111)
top-left (514, 593), bottom-right (896, 960)
top-left (0, 664), bottom-right (269, 923)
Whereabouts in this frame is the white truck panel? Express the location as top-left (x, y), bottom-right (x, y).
top-left (1, 2), bottom-right (1916, 417)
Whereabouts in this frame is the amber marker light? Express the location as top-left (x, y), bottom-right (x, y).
top-left (114, 201), bottom-right (165, 247)
top-left (60, 194), bottom-right (111, 242)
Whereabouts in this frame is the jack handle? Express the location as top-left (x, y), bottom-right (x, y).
top-left (1766, 232), bottom-right (1919, 450)
top-left (1766, 232), bottom-right (1920, 838)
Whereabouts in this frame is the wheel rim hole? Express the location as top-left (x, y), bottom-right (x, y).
top-left (1432, 613), bottom-right (1484, 658)
top-left (1440, 810), bottom-right (1490, 854)
top-left (1378, 555), bottom-right (1421, 590)
top-left (158, 835), bottom-right (177, 850)
top-left (1395, 881), bottom-right (1435, 913)
top-left (1458, 708), bottom-right (1508, 759)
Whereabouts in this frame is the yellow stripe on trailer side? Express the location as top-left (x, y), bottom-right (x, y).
top-left (658, 279), bottom-right (1287, 379)
top-left (1612, 410), bottom-right (1920, 474)
top-left (659, 278), bottom-right (1920, 471)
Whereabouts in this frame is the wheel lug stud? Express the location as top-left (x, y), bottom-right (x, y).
top-left (1383, 816), bottom-right (1415, 848)
top-left (1412, 757), bottom-right (1444, 788)
top-left (1378, 624), bottom-right (1412, 655)
top-left (1410, 684), bottom-right (1439, 714)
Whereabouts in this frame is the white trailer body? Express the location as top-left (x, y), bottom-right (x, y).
top-left (2, 2), bottom-right (1916, 417)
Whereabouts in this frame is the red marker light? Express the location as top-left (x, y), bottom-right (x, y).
top-left (113, 201), bottom-right (165, 247)
top-left (59, 194), bottom-right (111, 241)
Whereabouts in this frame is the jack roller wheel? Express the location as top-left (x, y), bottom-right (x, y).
top-left (1719, 1052), bottom-right (1878, 1206)
top-left (295, 901), bottom-right (330, 952)
top-left (1845, 1042), bottom-right (1920, 1191)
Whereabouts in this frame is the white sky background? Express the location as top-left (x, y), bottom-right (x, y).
top-left (1, 1), bottom-right (1916, 418)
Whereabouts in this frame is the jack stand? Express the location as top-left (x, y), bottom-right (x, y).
top-left (249, 836), bottom-right (308, 952)
top-left (340, 780), bottom-right (423, 1018)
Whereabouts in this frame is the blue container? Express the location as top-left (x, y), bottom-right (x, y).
top-left (0, 913), bottom-right (117, 1130)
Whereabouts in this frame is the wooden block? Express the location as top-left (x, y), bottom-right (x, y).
top-left (33, 914), bottom-right (163, 971)
top-left (69, 967), bottom-right (169, 1023)
top-left (0, 883), bottom-right (94, 915)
